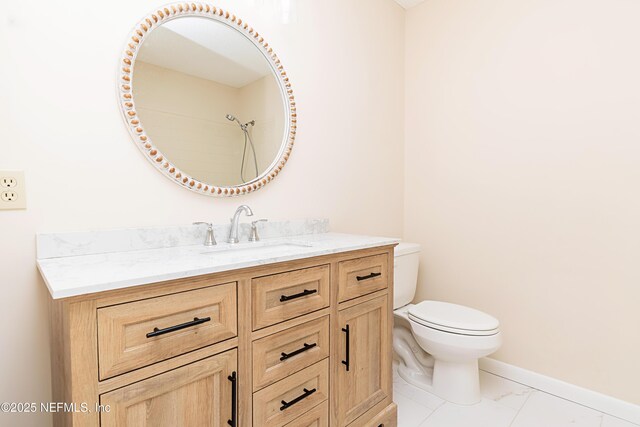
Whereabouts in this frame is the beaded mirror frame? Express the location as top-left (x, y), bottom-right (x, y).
top-left (118, 2), bottom-right (296, 196)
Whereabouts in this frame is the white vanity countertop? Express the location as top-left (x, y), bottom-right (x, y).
top-left (37, 232), bottom-right (399, 299)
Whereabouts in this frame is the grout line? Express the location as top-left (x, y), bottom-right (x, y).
top-left (418, 400), bottom-right (446, 426)
top-left (393, 392), bottom-right (436, 427)
top-left (508, 390), bottom-right (535, 427)
top-left (393, 370), bottom-right (445, 427)
top-left (416, 411), bottom-right (435, 427)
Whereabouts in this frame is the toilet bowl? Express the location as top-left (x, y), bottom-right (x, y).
top-left (393, 243), bottom-right (502, 405)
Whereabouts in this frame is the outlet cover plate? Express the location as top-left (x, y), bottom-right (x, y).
top-left (0, 170), bottom-right (26, 210)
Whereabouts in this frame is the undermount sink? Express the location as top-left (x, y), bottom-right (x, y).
top-left (199, 240), bottom-right (313, 255)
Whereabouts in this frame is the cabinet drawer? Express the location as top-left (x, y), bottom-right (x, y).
top-left (98, 283), bottom-right (237, 379)
top-left (253, 359), bottom-right (329, 427)
top-left (284, 401), bottom-right (328, 427)
top-left (253, 316), bottom-right (329, 391)
top-left (338, 254), bottom-right (388, 302)
top-left (252, 265), bottom-right (330, 330)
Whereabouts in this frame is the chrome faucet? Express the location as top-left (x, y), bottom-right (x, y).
top-left (193, 222), bottom-right (216, 246)
top-left (227, 205), bottom-right (254, 243)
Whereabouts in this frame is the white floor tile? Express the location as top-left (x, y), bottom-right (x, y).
top-left (393, 362), bottom-right (635, 427)
top-left (393, 364), bottom-right (444, 410)
top-left (418, 399), bottom-right (518, 427)
top-left (510, 391), bottom-right (604, 427)
top-left (394, 377), bottom-right (446, 411)
top-left (479, 370), bottom-right (533, 411)
top-left (394, 392), bottom-right (434, 427)
top-left (601, 414), bottom-right (640, 427)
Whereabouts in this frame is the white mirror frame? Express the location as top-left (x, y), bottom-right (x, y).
top-left (118, 2), bottom-right (296, 196)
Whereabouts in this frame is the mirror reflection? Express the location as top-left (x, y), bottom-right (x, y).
top-left (132, 16), bottom-right (286, 187)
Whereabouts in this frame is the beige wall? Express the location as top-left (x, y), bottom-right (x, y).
top-left (0, 0), bottom-right (404, 425)
top-left (134, 61), bottom-right (285, 185)
top-left (239, 74), bottom-right (286, 176)
top-left (405, 0), bottom-right (640, 404)
top-left (134, 61), bottom-right (243, 185)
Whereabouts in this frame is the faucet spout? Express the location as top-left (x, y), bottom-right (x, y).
top-left (227, 205), bottom-right (254, 243)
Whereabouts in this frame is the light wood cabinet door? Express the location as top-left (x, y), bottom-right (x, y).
top-left (100, 349), bottom-right (237, 427)
top-left (336, 296), bottom-right (391, 426)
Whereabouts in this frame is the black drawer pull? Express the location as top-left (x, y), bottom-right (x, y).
top-left (227, 371), bottom-right (237, 427)
top-left (280, 289), bottom-right (317, 302)
top-left (342, 324), bottom-right (350, 371)
top-left (146, 316), bottom-right (211, 338)
top-left (279, 387), bottom-right (317, 411)
top-left (356, 272), bottom-right (382, 281)
top-left (280, 343), bottom-right (317, 361)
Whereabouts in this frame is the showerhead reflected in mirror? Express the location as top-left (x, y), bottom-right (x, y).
top-left (224, 113), bottom-right (258, 182)
top-left (120, 7), bottom-right (294, 195)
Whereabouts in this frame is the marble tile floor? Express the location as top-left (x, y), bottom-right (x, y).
top-left (393, 364), bottom-right (639, 427)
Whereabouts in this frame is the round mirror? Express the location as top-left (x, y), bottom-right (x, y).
top-left (118, 4), bottom-right (296, 196)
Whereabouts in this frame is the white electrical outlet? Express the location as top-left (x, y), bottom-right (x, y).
top-left (1, 177), bottom-right (17, 188)
top-left (1, 191), bottom-right (17, 202)
top-left (0, 170), bottom-right (26, 210)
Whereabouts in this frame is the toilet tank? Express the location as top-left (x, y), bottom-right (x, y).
top-left (393, 242), bottom-right (421, 309)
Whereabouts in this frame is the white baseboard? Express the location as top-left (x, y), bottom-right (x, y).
top-left (479, 358), bottom-right (640, 425)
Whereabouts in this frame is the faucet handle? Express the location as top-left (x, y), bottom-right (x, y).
top-left (193, 222), bottom-right (216, 246)
top-left (249, 219), bottom-right (268, 242)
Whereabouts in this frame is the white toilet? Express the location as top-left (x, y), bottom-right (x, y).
top-left (393, 242), bottom-right (502, 405)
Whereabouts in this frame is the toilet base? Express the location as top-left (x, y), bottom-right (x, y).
top-left (432, 359), bottom-right (481, 405)
top-left (393, 322), bottom-right (483, 406)
top-left (397, 362), bottom-right (434, 391)
top-left (396, 358), bottom-right (481, 405)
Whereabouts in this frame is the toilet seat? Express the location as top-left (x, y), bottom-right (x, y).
top-left (408, 301), bottom-right (500, 336)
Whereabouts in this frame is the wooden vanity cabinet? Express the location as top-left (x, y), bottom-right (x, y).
top-left (49, 245), bottom-right (396, 427)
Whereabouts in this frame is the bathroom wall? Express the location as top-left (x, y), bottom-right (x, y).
top-left (135, 61), bottom-right (285, 185)
top-left (405, 0), bottom-right (640, 404)
top-left (0, 0), bottom-right (404, 425)
top-left (134, 61), bottom-right (244, 185)
top-left (238, 74), bottom-right (286, 176)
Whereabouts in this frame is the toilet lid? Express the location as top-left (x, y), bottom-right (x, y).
top-left (408, 301), bottom-right (500, 336)
top-left (395, 242), bottom-right (421, 257)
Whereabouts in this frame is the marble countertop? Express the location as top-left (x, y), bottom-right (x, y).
top-left (38, 232), bottom-right (399, 299)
